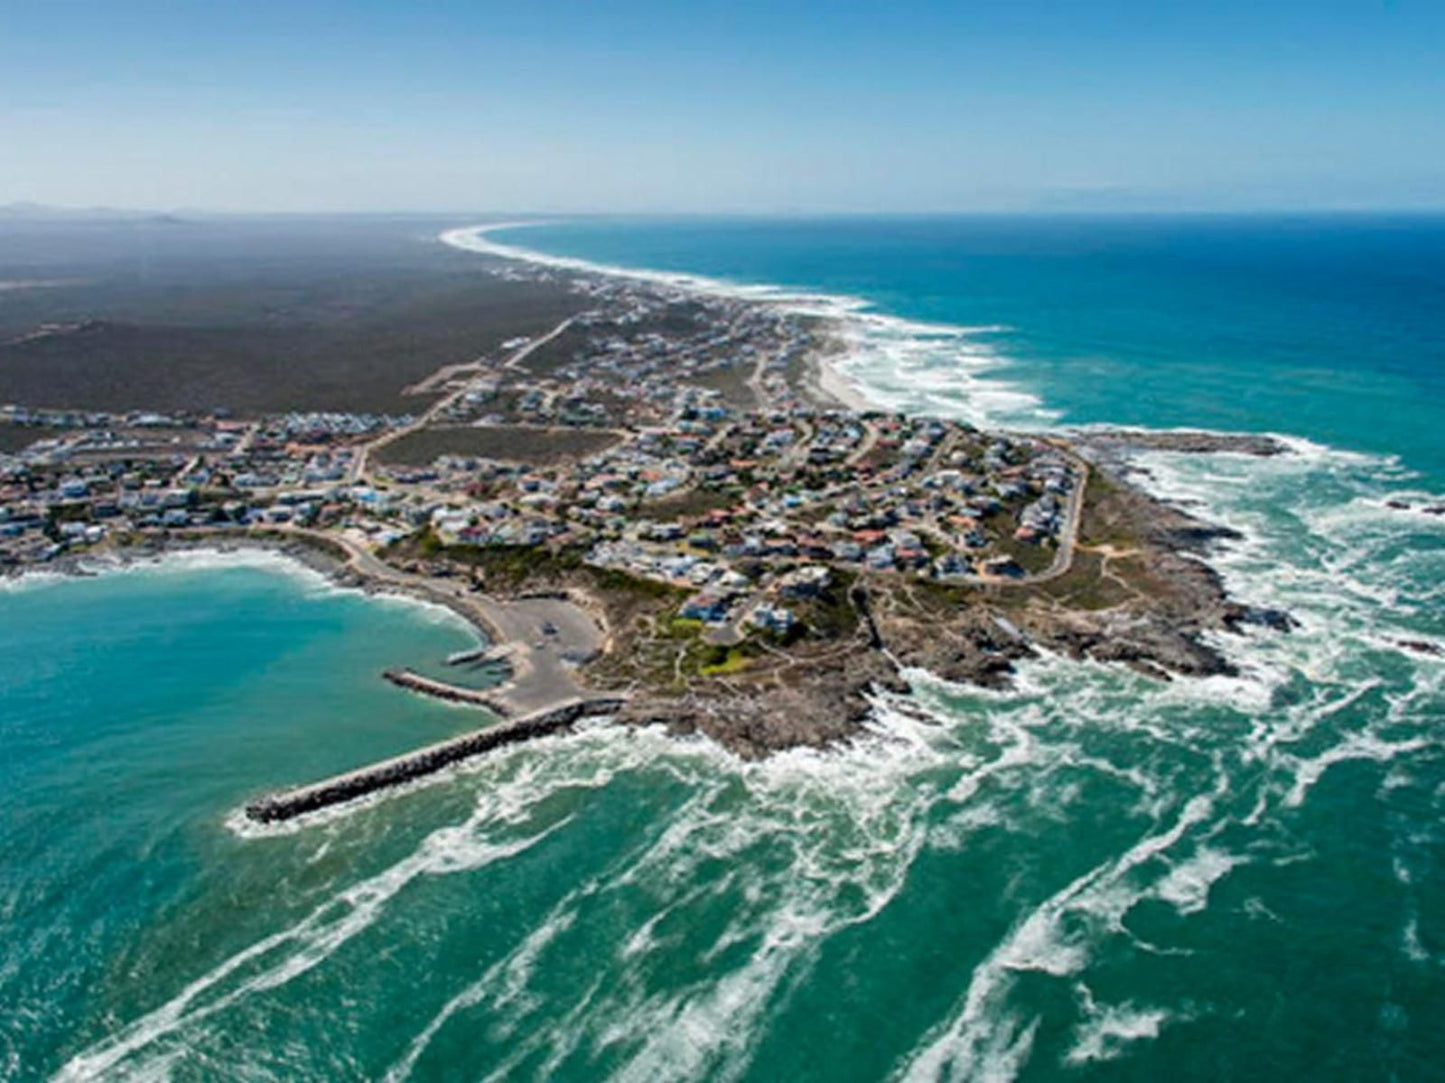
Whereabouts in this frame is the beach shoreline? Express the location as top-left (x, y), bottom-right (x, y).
top-left (4, 527), bottom-right (605, 712)
top-left (440, 223), bottom-right (901, 419)
top-left (802, 334), bottom-right (876, 412)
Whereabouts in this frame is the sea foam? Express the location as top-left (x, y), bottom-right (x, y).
top-left (440, 223), bottom-right (1055, 431)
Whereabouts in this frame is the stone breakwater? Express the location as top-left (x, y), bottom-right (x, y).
top-left (243, 697), bottom-right (627, 823)
top-left (382, 668), bottom-right (507, 712)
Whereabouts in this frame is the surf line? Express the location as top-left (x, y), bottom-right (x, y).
top-left (438, 222), bottom-right (1046, 430)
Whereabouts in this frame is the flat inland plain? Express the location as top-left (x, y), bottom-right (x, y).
top-left (0, 216), bottom-right (589, 417)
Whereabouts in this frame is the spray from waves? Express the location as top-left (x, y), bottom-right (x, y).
top-left (439, 224), bottom-right (1055, 431)
top-left (12, 545), bottom-right (334, 591)
top-left (170, 548), bottom-right (480, 637)
top-left (890, 760), bottom-right (1229, 1083)
top-left (882, 429), bottom-right (1440, 1078)
top-left (1132, 439), bottom-right (1445, 651)
top-left (380, 703), bottom-right (952, 1083)
top-left (1132, 441), bottom-right (1445, 809)
top-left (59, 707), bottom-right (952, 1082)
top-left (1064, 987), bottom-right (1175, 1067)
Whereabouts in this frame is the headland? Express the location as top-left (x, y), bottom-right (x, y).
top-left (0, 222), bottom-right (1297, 816)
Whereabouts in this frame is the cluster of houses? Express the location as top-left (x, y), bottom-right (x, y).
top-left (0, 402), bottom-right (419, 566)
top-left (3, 378), bottom-right (1079, 607)
top-left (2, 403), bottom-right (197, 431)
top-left (377, 404), bottom-right (1078, 633)
top-left (425, 270), bottom-right (821, 433)
top-left (0, 260), bottom-right (1080, 609)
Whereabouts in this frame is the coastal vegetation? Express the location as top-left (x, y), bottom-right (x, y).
top-left (0, 221), bottom-right (587, 415)
top-left (374, 424), bottom-right (622, 468)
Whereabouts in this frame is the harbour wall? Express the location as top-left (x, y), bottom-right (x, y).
top-left (244, 697), bottom-right (626, 823)
top-left (382, 667), bottom-right (506, 711)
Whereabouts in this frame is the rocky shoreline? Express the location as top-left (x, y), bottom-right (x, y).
top-left (1072, 428), bottom-right (1288, 460)
top-left (603, 453), bottom-right (1294, 758)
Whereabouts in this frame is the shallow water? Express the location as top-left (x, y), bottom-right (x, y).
top-left (5, 218), bottom-right (1445, 1081)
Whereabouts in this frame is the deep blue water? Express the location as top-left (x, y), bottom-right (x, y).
top-left (496, 215), bottom-right (1445, 485)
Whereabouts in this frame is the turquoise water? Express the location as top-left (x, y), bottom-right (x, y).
top-left (4, 218), bottom-right (1445, 1081)
top-left (0, 554), bottom-right (490, 1078)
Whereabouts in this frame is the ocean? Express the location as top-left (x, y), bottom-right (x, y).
top-left (3, 216), bottom-right (1443, 1081)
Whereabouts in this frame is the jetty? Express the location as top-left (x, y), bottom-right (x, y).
top-left (382, 667), bottom-right (506, 710)
top-left (445, 643), bottom-right (514, 666)
top-left (244, 696), bottom-right (627, 823)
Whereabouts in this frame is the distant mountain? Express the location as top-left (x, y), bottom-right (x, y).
top-left (0, 202), bottom-right (186, 223)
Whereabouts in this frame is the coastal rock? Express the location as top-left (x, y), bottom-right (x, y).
top-left (1224, 604), bottom-right (1299, 633)
top-left (595, 455), bottom-right (1288, 756)
top-left (1074, 429), bottom-right (1288, 458)
top-left (617, 649), bottom-right (892, 759)
top-left (245, 698), bottom-right (625, 823)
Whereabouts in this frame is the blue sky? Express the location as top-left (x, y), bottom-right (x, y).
top-left (2, 0), bottom-right (1443, 213)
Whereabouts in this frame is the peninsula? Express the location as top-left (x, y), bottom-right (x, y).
top-left (0, 229), bottom-right (1292, 818)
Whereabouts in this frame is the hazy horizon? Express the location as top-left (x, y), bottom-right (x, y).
top-left (3, 1), bottom-right (1443, 215)
top-left (7, 204), bottom-right (1445, 223)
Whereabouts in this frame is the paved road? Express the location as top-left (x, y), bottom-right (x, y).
top-left (1031, 443), bottom-right (1091, 583)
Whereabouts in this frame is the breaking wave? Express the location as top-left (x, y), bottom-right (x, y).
top-left (441, 223), bottom-right (1054, 430)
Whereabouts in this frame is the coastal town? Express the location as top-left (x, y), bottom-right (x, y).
top-left (2, 252), bottom-right (1290, 791)
top-left (1, 267), bottom-right (1086, 640)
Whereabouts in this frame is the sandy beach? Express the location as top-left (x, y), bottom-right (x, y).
top-left (809, 351), bottom-right (875, 411)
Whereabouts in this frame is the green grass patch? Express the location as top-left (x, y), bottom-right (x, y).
top-left (1021, 550), bottom-right (1131, 612)
top-left (699, 645), bottom-right (752, 676)
top-left (994, 533), bottom-right (1056, 575)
